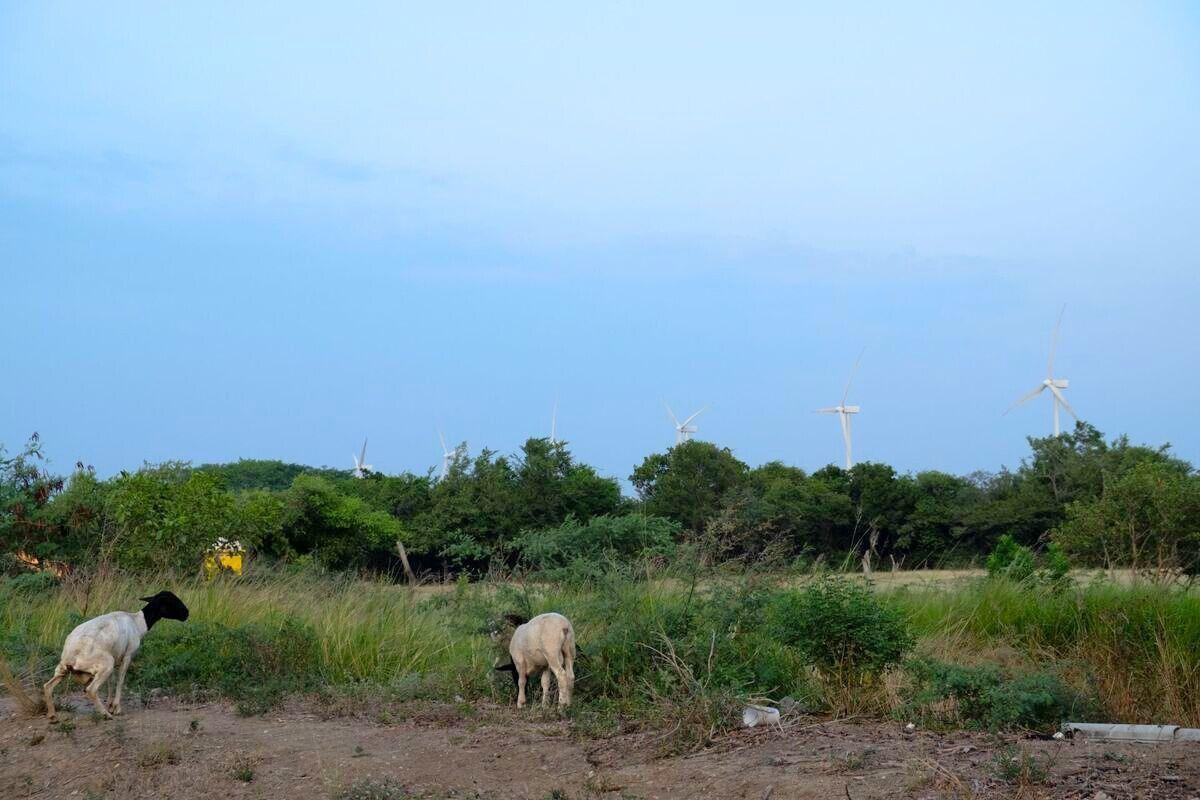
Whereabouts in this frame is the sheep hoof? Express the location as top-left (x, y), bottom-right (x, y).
top-left (108, 705), bottom-right (122, 716)
top-left (47, 715), bottom-right (58, 724)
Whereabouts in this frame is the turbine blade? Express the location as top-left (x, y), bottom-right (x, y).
top-left (663, 401), bottom-right (680, 426)
top-left (438, 428), bottom-right (448, 453)
top-left (840, 411), bottom-right (852, 467)
top-left (842, 347), bottom-right (865, 406)
top-left (681, 406), bottom-right (708, 427)
top-left (1047, 384), bottom-right (1078, 420)
top-left (360, 438), bottom-right (368, 463)
top-left (1003, 384), bottom-right (1046, 415)
top-left (815, 407), bottom-right (839, 413)
top-left (1048, 304), bottom-right (1066, 378)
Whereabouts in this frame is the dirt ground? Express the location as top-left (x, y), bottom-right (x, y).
top-left (2, 695), bottom-right (1198, 800)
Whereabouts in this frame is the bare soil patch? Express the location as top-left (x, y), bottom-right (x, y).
top-left (2, 696), bottom-right (1197, 799)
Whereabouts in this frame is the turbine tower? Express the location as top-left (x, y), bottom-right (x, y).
top-left (351, 438), bottom-right (371, 478)
top-left (550, 398), bottom-right (559, 445)
top-left (1005, 305), bottom-right (1077, 436)
top-left (665, 402), bottom-right (706, 445)
top-left (437, 429), bottom-right (454, 479)
top-left (816, 352), bottom-right (863, 470)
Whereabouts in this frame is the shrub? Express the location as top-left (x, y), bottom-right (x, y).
top-left (132, 618), bottom-right (320, 714)
top-left (908, 659), bottom-right (1090, 732)
top-left (508, 514), bottom-right (679, 575)
top-left (333, 777), bottom-right (415, 800)
top-left (768, 577), bottom-right (913, 680)
top-left (986, 535), bottom-right (1035, 581)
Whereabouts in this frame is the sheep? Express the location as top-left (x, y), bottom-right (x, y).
top-left (42, 590), bottom-right (189, 722)
top-left (494, 612), bottom-right (576, 709)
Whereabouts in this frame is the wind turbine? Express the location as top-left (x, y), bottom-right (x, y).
top-left (351, 438), bottom-right (371, 478)
top-left (816, 351), bottom-right (863, 470)
top-left (549, 398), bottom-right (559, 445)
top-left (665, 402), bottom-right (706, 445)
top-left (437, 428), bottom-right (454, 479)
top-left (1005, 305), bottom-right (1077, 436)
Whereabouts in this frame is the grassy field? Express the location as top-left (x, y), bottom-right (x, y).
top-left (3, 566), bottom-right (1199, 744)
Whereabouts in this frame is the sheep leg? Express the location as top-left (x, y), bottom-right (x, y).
top-left (545, 648), bottom-right (571, 709)
top-left (108, 652), bottom-right (131, 715)
top-left (561, 657), bottom-right (575, 708)
top-left (539, 670), bottom-right (551, 708)
top-left (84, 657), bottom-right (114, 719)
top-left (516, 669), bottom-right (528, 708)
top-left (43, 664), bottom-right (69, 723)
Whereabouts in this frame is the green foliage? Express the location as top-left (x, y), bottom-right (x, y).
top-left (986, 535), bottom-right (1036, 581)
top-left (768, 577), bottom-right (913, 678)
top-left (508, 514), bottom-right (680, 575)
top-left (908, 659), bottom-right (1089, 732)
top-left (631, 441), bottom-right (748, 533)
top-left (1055, 460), bottom-right (1200, 575)
top-left (107, 467), bottom-right (237, 572)
top-left (281, 475), bottom-right (403, 569)
top-left (132, 618), bottom-right (320, 715)
top-left (196, 459), bottom-right (342, 492)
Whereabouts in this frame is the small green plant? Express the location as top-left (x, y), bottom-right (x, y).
top-left (230, 754), bottom-right (258, 782)
top-left (189, 718), bottom-right (202, 733)
top-left (137, 740), bottom-right (181, 768)
top-left (331, 777), bottom-right (416, 800)
top-left (52, 719), bottom-right (76, 736)
top-left (989, 743), bottom-right (1050, 785)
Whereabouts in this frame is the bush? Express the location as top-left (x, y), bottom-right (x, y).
top-left (986, 535), bottom-right (1035, 581)
top-left (768, 577), bottom-right (913, 680)
top-left (132, 618), bottom-right (320, 714)
top-left (908, 659), bottom-right (1091, 732)
top-left (4, 570), bottom-right (59, 595)
top-left (508, 514), bottom-right (679, 575)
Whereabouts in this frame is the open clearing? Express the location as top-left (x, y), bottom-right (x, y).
top-left (2, 697), bottom-right (1197, 799)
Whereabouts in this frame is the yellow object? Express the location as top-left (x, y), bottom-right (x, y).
top-left (203, 551), bottom-right (244, 579)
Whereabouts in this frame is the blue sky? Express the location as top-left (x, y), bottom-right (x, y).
top-left (2, 2), bottom-right (1198, 486)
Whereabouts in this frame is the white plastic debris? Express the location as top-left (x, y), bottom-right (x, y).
top-left (1052, 731), bottom-right (1065, 740)
top-left (743, 705), bottom-right (782, 729)
top-left (904, 722), bottom-right (916, 732)
top-left (1062, 722), bottom-right (1200, 743)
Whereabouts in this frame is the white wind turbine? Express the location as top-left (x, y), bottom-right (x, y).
top-left (665, 402), bottom-right (706, 445)
top-left (549, 398), bottom-right (559, 445)
top-left (437, 428), bottom-right (454, 479)
top-left (350, 438), bottom-right (371, 478)
top-left (1005, 305), bottom-right (1077, 436)
top-left (816, 352), bottom-right (863, 470)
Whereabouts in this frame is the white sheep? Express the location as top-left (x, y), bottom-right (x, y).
top-left (494, 612), bottom-right (576, 708)
top-left (42, 590), bottom-right (189, 722)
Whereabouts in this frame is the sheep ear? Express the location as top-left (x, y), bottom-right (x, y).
top-left (139, 596), bottom-right (156, 602)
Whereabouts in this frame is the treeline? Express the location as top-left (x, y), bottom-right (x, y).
top-left (1, 423), bottom-right (1197, 578)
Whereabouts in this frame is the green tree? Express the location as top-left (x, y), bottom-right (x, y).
top-left (630, 441), bottom-right (748, 533)
top-left (1054, 461), bottom-right (1200, 576)
top-left (281, 475), bottom-right (404, 570)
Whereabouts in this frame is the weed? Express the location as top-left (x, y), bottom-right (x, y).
top-left (990, 743), bottom-right (1050, 785)
top-left (834, 747), bottom-right (877, 772)
top-left (189, 718), bottom-right (201, 733)
top-left (52, 719), bottom-right (76, 736)
top-left (137, 740), bottom-right (181, 768)
top-left (331, 777), bottom-right (415, 800)
top-left (229, 753), bottom-right (260, 782)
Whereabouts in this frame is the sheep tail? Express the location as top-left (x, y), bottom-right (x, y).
top-left (0, 655), bottom-right (46, 715)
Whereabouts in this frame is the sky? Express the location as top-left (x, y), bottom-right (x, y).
top-left (2, 2), bottom-right (1199, 488)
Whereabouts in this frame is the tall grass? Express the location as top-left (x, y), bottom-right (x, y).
top-left (4, 568), bottom-right (1200, 730)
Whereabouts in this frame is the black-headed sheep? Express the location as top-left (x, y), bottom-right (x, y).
top-left (495, 612), bottom-right (576, 708)
top-left (42, 590), bottom-right (189, 721)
